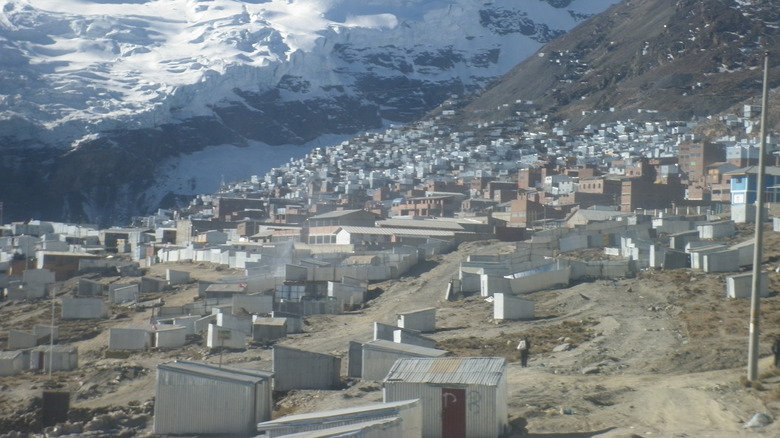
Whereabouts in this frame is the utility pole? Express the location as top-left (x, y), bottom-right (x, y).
top-left (747, 49), bottom-right (770, 382)
top-left (49, 284), bottom-right (56, 381)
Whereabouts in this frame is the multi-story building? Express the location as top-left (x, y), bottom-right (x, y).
top-left (391, 196), bottom-right (458, 218)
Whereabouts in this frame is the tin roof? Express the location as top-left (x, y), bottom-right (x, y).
top-left (383, 357), bottom-right (505, 386)
top-left (337, 226), bottom-right (456, 237)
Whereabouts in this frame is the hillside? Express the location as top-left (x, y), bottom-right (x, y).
top-left (3, 222), bottom-right (780, 436)
top-left (459, 0), bottom-right (780, 132)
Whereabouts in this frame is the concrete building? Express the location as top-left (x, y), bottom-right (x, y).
top-left (726, 271), bottom-right (769, 299)
top-left (0, 351), bottom-right (25, 377)
top-left (206, 324), bottom-right (247, 350)
top-left (8, 329), bottom-right (38, 350)
top-left (493, 293), bottom-right (535, 321)
top-left (109, 327), bottom-right (152, 351)
top-left (60, 297), bottom-right (109, 320)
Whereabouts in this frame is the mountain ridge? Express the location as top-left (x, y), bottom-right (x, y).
top-left (459, 0), bottom-right (780, 131)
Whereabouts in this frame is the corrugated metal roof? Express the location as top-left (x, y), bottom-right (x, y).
top-left (383, 357), bottom-right (505, 386)
top-left (158, 360), bottom-right (273, 384)
top-left (376, 219), bottom-right (465, 231)
top-left (308, 209), bottom-right (364, 219)
top-left (338, 226), bottom-right (456, 237)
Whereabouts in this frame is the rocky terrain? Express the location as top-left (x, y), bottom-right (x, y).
top-left (460, 0), bottom-right (780, 131)
top-left (3, 222), bottom-right (780, 437)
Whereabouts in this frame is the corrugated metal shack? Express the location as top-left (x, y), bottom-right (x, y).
top-left (153, 360), bottom-right (273, 436)
top-left (60, 297), bottom-right (109, 320)
top-left (383, 357), bottom-right (508, 438)
top-left (252, 317), bottom-right (288, 343)
top-left (108, 327), bottom-right (151, 351)
top-left (0, 351), bottom-right (24, 376)
top-left (154, 325), bottom-right (186, 348)
top-left (256, 399), bottom-right (422, 438)
top-left (29, 345), bottom-right (78, 371)
top-left (272, 345), bottom-right (341, 391)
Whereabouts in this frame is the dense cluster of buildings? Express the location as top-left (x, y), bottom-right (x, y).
top-left (179, 99), bottom-right (779, 239)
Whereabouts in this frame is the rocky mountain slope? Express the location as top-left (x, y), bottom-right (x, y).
top-left (459, 0), bottom-right (780, 130)
top-left (0, 0), bottom-right (617, 226)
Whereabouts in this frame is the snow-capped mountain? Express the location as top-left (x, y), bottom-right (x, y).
top-left (0, 0), bottom-right (619, 225)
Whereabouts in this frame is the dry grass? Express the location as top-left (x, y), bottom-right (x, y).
top-left (437, 318), bottom-right (598, 362)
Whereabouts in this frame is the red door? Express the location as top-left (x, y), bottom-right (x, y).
top-left (441, 387), bottom-right (466, 438)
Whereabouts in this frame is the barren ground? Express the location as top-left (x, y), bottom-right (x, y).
top-left (3, 224), bottom-right (780, 437)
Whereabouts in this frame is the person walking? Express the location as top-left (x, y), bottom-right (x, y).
top-left (772, 336), bottom-right (780, 368)
top-left (517, 336), bottom-right (531, 367)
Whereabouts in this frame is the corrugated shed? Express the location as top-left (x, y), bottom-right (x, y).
top-left (273, 345), bottom-right (341, 391)
top-left (29, 345), bottom-right (78, 371)
top-left (154, 361), bottom-right (273, 436)
top-left (338, 226), bottom-right (456, 237)
top-left (383, 357), bottom-right (508, 438)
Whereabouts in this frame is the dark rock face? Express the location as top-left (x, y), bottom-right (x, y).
top-left (479, 8), bottom-right (565, 42)
top-left (462, 0), bottom-right (780, 129)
